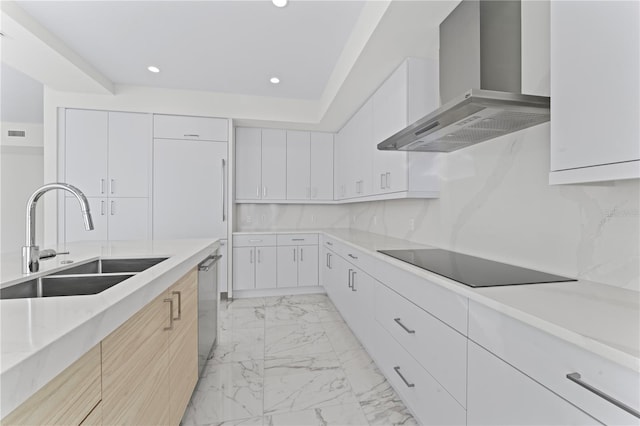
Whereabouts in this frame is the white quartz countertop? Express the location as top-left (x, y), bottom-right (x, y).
top-left (0, 239), bottom-right (219, 419)
top-left (235, 229), bottom-right (640, 373)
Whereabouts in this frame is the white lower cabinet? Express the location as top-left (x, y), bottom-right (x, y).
top-left (374, 281), bottom-right (467, 407)
top-left (232, 246), bottom-right (277, 290)
top-left (467, 341), bottom-right (599, 426)
top-left (276, 235), bottom-right (319, 288)
top-left (232, 234), bottom-right (278, 291)
top-left (373, 322), bottom-right (467, 426)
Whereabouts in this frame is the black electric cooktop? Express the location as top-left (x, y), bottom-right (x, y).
top-left (378, 249), bottom-right (576, 288)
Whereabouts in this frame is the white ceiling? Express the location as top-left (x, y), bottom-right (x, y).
top-left (2, 0), bottom-right (460, 130)
top-left (14, 1), bottom-right (365, 100)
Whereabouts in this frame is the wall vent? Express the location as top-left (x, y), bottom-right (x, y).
top-left (8, 130), bottom-right (26, 137)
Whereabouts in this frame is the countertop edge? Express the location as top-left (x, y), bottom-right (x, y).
top-left (0, 239), bottom-right (219, 419)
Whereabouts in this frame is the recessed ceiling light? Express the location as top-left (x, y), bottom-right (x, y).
top-left (147, 66), bottom-right (160, 73)
top-left (272, 0), bottom-right (287, 7)
top-left (270, 77), bottom-right (280, 84)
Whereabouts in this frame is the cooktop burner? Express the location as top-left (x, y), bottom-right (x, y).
top-left (377, 249), bottom-right (576, 288)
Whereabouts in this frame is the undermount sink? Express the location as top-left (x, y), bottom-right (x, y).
top-left (0, 274), bottom-right (134, 299)
top-left (50, 257), bottom-right (168, 275)
top-left (0, 257), bottom-right (168, 300)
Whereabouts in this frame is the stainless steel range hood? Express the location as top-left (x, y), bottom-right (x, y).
top-left (378, 0), bottom-right (550, 153)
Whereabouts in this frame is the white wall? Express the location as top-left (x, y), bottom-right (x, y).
top-left (1, 64), bottom-right (45, 254)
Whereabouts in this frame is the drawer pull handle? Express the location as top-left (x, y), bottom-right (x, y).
top-left (249, 239), bottom-right (263, 242)
top-left (566, 373), bottom-right (640, 418)
top-left (172, 291), bottom-right (182, 320)
top-left (163, 298), bottom-right (174, 331)
top-left (348, 269), bottom-right (353, 288)
top-left (326, 242), bottom-right (333, 246)
top-left (292, 238), bottom-right (305, 241)
top-left (348, 254), bottom-right (358, 260)
top-left (394, 318), bottom-right (416, 334)
top-left (394, 366), bottom-right (415, 388)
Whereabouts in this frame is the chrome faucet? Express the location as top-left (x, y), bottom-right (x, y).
top-left (22, 183), bottom-right (94, 274)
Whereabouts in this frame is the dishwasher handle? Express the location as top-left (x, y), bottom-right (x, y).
top-left (199, 254), bottom-right (222, 272)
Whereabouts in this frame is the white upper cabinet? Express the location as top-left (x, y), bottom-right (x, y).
top-left (235, 128), bottom-right (286, 201)
top-left (65, 109), bottom-right (108, 197)
top-left (62, 109), bottom-right (152, 243)
top-left (338, 98), bottom-right (373, 199)
top-left (260, 129), bottom-right (287, 200)
top-left (310, 132), bottom-right (334, 200)
top-left (236, 127), bottom-right (333, 202)
top-left (550, 1), bottom-right (640, 184)
top-left (108, 112), bottom-right (152, 198)
top-left (153, 114), bottom-right (228, 141)
top-left (372, 58), bottom-right (440, 197)
top-left (334, 57), bottom-right (440, 201)
top-left (286, 130), bottom-right (311, 200)
top-left (235, 128), bottom-right (262, 200)
top-left (286, 131), bottom-right (334, 201)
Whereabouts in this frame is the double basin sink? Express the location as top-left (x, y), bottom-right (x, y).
top-left (0, 257), bottom-right (168, 300)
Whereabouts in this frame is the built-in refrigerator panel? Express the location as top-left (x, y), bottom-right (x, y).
top-left (153, 139), bottom-right (227, 240)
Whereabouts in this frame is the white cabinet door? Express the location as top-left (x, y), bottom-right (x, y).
top-left (298, 245), bottom-right (318, 287)
top-left (65, 197), bottom-right (107, 242)
top-left (65, 109), bottom-right (108, 197)
top-left (550, 1), bottom-right (640, 179)
top-left (277, 246), bottom-right (298, 288)
top-left (310, 133), bottom-right (334, 200)
top-left (347, 268), bottom-right (374, 347)
top-left (286, 131), bottom-right (311, 200)
top-left (255, 246), bottom-right (277, 289)
top-left (153, 139), bottom-right (227, 239)
top-left (351, 98), bottom-right (373, 197)
top-left (108, 112), bottom-right (151, 198)
top-left (107, 198), bottom-right (149, 241)
top-left (372, 62), bottom-right (409, 195)
top-left (154, 115), bottom-right (228, 141)
top-left (235, 128), bottom-right (262, 200)
top-left (467, 341), bottom-right (600, 426)
top-left (233, 247), bottom-right (255, 290)
top-left (334, 129), bottom-right (348, 200)
top-left (261, 129), bottom-right (287, 200)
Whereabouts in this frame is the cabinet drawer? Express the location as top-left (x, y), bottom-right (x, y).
top-left (154, 114), bottom-right (228, 141)
top-left (3, 344), bottom-right (102, 425)
top-left (233, 234), bottom-right (277, 247)
top-left (323, 238), bottom-right (376, 272)
top-left (277, 233), bottom-right (318, 246)
top-left (373, 323), bottom-right (466, 426)
top-left (375, 260), bottom-right (468, 335)
top-left (469, 301), bottom-right (640, 425)
top-left (375, 281), bottom-right (467, 407)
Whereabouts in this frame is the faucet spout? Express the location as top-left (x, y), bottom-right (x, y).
top-left (23, 183), bottom-right (94, 273)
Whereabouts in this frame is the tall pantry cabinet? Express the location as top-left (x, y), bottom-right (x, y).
top-left (61, 109), bottom-right (152, 242)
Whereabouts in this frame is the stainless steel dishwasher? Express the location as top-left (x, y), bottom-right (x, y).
top-left (198, 252), bottom-right (222, 377)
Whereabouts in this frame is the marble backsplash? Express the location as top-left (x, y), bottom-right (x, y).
top-left (235, 203), bottom-right (350, 232)
top-left (233, 125), bottom-right (639, 291)
top-left (348, 123), bottom-right (640, 292)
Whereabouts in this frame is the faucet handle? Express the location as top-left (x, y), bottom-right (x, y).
top-left (39, 249), bottom-right (69, 260)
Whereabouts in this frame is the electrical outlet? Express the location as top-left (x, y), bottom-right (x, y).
top-left (352, 214), bottom-right (357, 224)
top-left (246, 215), bottom-right (252, 224)
top-left (409, 218), bottom-right (415, 231)
top-left (261, 214), bottom-right (266, 224)
top-left (373, 215), bottom-right (377, 225)
top-left (311, 214), bottom-right (316, 223)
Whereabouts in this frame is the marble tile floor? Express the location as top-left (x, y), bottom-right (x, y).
top-left (182, 294), bottom-right (417, 426)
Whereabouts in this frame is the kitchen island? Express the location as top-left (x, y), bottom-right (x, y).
top-left (0, 239), bottom-right (218, 421)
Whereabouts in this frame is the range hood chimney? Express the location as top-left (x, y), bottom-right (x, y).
top-left (377, 0), bottom-right (550, 153)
